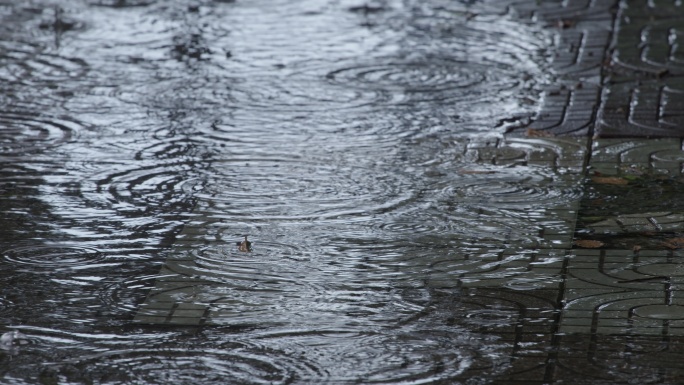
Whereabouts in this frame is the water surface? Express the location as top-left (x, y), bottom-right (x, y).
top-left (0, 0), bottom-right (572, 383)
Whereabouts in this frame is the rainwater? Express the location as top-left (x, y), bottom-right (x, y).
top-left (0, 1), bottom-right (573, 383)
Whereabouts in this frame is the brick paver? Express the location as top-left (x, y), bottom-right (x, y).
top-left (597, 0), bottom-right (684, 137)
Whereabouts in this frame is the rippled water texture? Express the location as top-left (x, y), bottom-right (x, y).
top-left (0, 0), bottom-right (561, 383)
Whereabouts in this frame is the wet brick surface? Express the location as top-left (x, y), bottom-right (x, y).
top-left (511, 0), bottom-right (615, 137)
top-left (598, 1), bottom-right (684, 137)
top-left (510, 0), bottom-right (684, 138)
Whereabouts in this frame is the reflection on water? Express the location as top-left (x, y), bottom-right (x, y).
top-left (0, 0), bottom-right (570, 383)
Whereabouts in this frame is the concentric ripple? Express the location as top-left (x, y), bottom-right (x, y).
top-left (376, 218), bottom-right (443, 236)
top-left (199, 113), bottom-right (421, 155)
top-left (0, 40), bottom-right (89, 85)
top-left (438, 167), bottom-right (583, 208)
top-left (99, 274), bottom-right (164, 315)
top-left (0, 111), bottom-right (86, 155)
top-left (326, 58), bottom-right (490, 100)
top-left (193, 157), bottom-right (416, 222)
top-left (326, 333), bottom-right (472, 383)
top-left (2, 245), bottom-right (106, 271)
top-left (223, 74), bottom-right (389, 112)
top-left (245, 326), bottom-right (497, 384)
top-left (178, 237), bottom-right (327, 298)
top-left (201, 234), bottom-right (316, 262)
top-left (5, 330), bottom-right (316, 385)
top-left (73, 347), bottom-right (303, 384)
top-left (83, 161), bottom-right (196, 213)
top-left (222, 55), bottom-right (524, 112)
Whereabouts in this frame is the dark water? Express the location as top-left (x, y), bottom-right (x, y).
top-left (0, 0), bottom-right (570, 383)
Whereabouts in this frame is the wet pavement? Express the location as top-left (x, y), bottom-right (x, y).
top-left (3, 0), bottom-right (684, 384)
top-left (516, 0), bottom-right (684, 138)
top-left (135, 137), bottom-right (684, 382)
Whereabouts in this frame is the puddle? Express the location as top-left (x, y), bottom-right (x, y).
top-left (3, 0), bottom-right (674, 384)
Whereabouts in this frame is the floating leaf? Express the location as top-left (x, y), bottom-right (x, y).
top-left (591, 176), bottom-right (629, 185)
top-left (236, 236), bottom-right (252, 252)
top-left (574, 239), bottom-right (604, 248)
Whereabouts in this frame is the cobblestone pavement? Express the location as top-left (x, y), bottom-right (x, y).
top-left (134, 1), bottom-right (684, 383)
top-left (512, 0), bottom-right (684, 138)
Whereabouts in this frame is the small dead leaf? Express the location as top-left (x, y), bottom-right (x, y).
top-left (574, 239), bottom-right (604, 248)
top-left (662, 238), bottom-right (684, 250)
top-left (236, 236), bottom-right (252, 252)
top-left (591, 176), bottom-right (629, 185)
top-left (526, 128), bottom-right (555, 138)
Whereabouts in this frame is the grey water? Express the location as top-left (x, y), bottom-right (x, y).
top-left (0, 0), bottom-right (572, 383)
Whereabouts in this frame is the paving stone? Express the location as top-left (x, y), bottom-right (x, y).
top-left (596, 1), bottom-right (684, 137)
top-left (559, 247), bottom-right (684, 335)
top-left (508, 0), bottom-right (614, 137)
top-left (591, 138), bottom-right (682, 163)
top-left (577, 138), bottom-right (684, 246)
top-left (509, 0), bottom-right (684, 138)
top-left (521, 86), bottom-right (601, 136)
